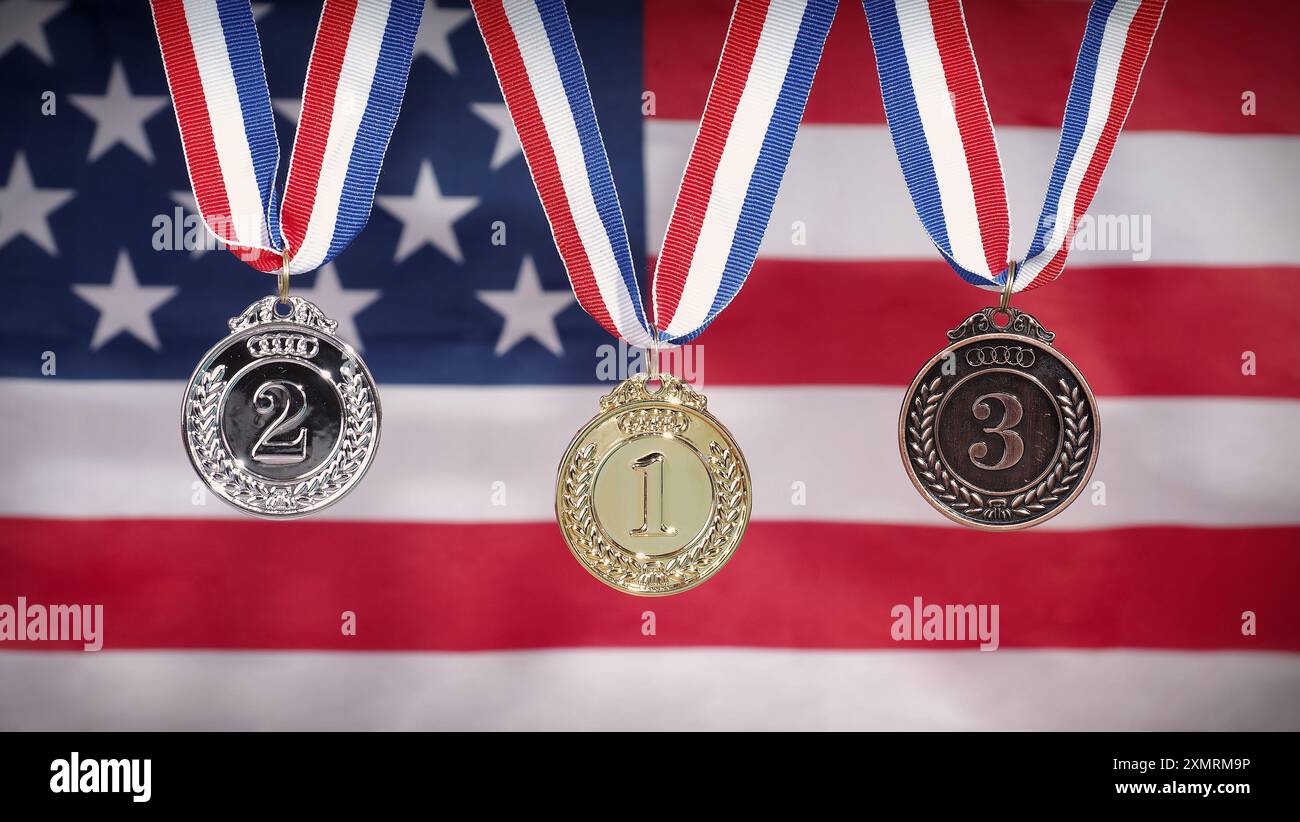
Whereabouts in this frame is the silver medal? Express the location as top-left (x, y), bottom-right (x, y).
top-left (182, 294), bottom-right (380, 518)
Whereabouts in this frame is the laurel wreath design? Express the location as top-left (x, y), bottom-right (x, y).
top-left (187, 361), bottom-right (375, 514)
top-left (560, 441), bottom-right (746, 593)
top-left (906, 377), bottom-right (1091, 522)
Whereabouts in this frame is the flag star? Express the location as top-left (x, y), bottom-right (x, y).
top-left (413, 1), bottom-right (472, 75)
top-left (471, 103), bottom-right (522, 171)
top-left (72, 250), bottom-right (178, 351)
top-left (376, 160), bottom-right (478, 264)
top-left (272, 97), bottom-right (300, 124)
top-left (477, 256), bottom-right (575, 356)
top-left (295, 263), bottom-right (380, 351)
top-left (0, 152), bottom-right (74, 256)
top-left (250, 2), bottom-right (273, 22)
top-left (69, 62), bottom-right (169, 163)
top-left (0, 0), bottom-right (67, 65)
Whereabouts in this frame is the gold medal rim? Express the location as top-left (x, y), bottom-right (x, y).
top-left (554, 386), bottom-right (752, 597)
top-left (897, 331), bottom-right (1101, 531)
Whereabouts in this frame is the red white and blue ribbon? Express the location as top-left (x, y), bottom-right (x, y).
top-left (474, 0), bottom-right (835, 346)
top-left (863, 0), bottom-right (1166, 292)
top-left (150, 0), bottom-right (423, 275)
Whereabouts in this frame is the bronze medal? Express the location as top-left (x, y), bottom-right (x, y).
top-left (899, 303), bottom-right (1099, 530)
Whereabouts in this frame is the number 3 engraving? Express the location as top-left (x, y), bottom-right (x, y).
top-left (630, 452), bottom-right (676, 537)
top-left (251, 381), bottom-right (309, 465)
top-left (968, 392), bottom-right (1024, 471)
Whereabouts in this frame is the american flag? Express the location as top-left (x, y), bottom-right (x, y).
top-left (0, 0), bottom-right (1297, 730)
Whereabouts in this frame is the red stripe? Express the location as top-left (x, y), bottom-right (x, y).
top-left (651, 0), bottom-right (767, 331)
top-left (928, 0), bottom-right (1009, 279)
top-left (651, 258), bottom-right (1300, 397)
top-left (278, 0), bottom-right (358, 256)
top-left (1, 518), bottom-right (1295, 651)
top-left (150, 1), bottom-right (238, 245)
top-left (472, 0), bottom-right (618, 337)
top-left (1025, 0), bottom-right (1165, 291)
top-left (646, 0), bottom-right (1300, 134)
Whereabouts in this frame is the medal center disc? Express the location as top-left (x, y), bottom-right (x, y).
top-left (592, 434), bottom-right (715, 557)
top-left (935, 366), bottom-right (1063, 496)
top-left (220, 357), bottom-right (345, 481)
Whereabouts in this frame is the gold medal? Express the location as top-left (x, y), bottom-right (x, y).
top-left (899, 280), bottom-right (1099, 530)
top-left (555, 372), bottom-right (751, 595)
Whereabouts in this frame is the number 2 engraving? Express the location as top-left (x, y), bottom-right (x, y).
top-left (968, 392), bottom-right (1024, 471)
top-left (251, 381), bottom-right (309, 465)
top-left (630, 452), bottom-right (676, 537)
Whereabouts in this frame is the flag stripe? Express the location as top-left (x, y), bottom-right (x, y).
top-left (3, 381), bottom-right (1297, 525)
top-left (645, 0), bottom-right (1300, 134)
top-left (647, 121), bottom-right (1300, 268)
top-left (4, 649), bottom-right (1297, 730)
top-left (2, 519), bottom-right (1296, 651)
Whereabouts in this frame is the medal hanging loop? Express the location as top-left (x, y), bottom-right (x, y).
top-left (277, 248), bottom-right (291, 305)
top-left (998, 260), bottom-right (1015, 318)
top-left (473, 0), bottom-right (836, 348)
top-left (861, 0), bottom-right (1166, 294)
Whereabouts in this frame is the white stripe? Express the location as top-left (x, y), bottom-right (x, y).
top-left (183, 0), bottom-right (268, 248)
top-left (2, 649), bottom-right (1295, 730)
top-left (648, 122), bottom-right (1300, 266)
top-left (289, 0), bottom-right (391, 273)
top-left (660, 0), bottom-right (806, 338)
top-left (500, 0), bottom-right (652, 346)
top-left (1018, 1), bottom-right (1140, 286)
top-left (895, 1), bottom-right (991, 280)
top-left (2, 379), bottom-right (1296, 527)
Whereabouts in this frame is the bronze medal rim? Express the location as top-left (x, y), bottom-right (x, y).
top-left (554, 389), bottom-right (753, 597)
top-left (897, 331), bottom-right (1101, 531)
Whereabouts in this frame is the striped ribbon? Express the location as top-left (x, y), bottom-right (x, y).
top-left (863, 0), bottom-right (1166, 292)
top-left (474, 0), bottom-right (835, 346)
top-left (150, 0), bottom-right (423, 275)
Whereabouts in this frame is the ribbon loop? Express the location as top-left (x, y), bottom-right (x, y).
top-left (474, 0), bottom-right (835, 346)
top-left (863, 0), bottom-right (1166, 293)
top-left (151, 0), bottom-right (424, 275)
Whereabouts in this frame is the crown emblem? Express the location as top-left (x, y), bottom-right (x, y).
top-left (617, 408), bottom-right (691, 436)
top-left (246, 332), bottom-right (320, 359)
top-left (599, 372), bottom-right (707, 412)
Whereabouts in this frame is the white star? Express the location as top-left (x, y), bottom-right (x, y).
top-left (477, 256), bottom-right (574, 356)
top-left (376, 161), bottom-right (478, 264)
top-left (471, 103), bottom-right (522, 171)
top-left (0, 0), bottom-right (67, 65)
top-left (69, 62), bottom-right (169, 163)
top-left (0, 152), bottom-right (73, 255)
top-left (250, 2), bottom-right (273, 22)
top-left (72, 250), bottom-right (178, 351)
top-left (413, 1), bottom-right (471, 75)
top-left (272, 97), bottom-right (300, 124)
top-left (295, 263), bottom-right (380, 351)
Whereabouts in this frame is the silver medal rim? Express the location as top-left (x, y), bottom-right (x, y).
top-left (897, 331), bottom-right (1101, 532)
top-left (181, 320), bottom-right (382, 519)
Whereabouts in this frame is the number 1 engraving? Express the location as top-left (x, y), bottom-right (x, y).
top-left (968, 392), bottom-right (1024, 471)
top-left (630, 452), bottom-right (676, 537)
top-left (251, 380), bottom-right (309, 465)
